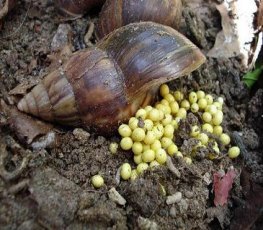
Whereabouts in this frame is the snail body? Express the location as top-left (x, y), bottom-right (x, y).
top-left (96, 0), bottom-right (182, 39)
top-left (54, 0), bottom-right (105, 17)
top-left (17, 22), bottom-right (205, 134)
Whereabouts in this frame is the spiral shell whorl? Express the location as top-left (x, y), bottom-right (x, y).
top-left (18, 70), bottom-right (81, 126)
top-left (96, 0), bottom-right (182, 39)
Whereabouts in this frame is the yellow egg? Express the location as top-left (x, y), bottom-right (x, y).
top-left (120, 163), bottom-right (132, 180)
top-left (176, 151), bottom-right (183, 158)
top-left (152, 124), bottom-right (164, 139)
top-left (202, 112), bottom-right (212, 123)
top-left (134, 154), bottom-right (142, 165)
top-left (189, 92), bottom-right (198, 104)
top-left (130, 169), bottom-right (138, 181)
top-left (161, 137), bottom-right (173, 149)
top-left (118, 124), bottom-right (132, 137)
top-left (109, 142), bottom-right (118, 154)
top-left (120, 137), bottom-right (133, 150)
top-left (176, 108), bottom-right (187, 119)
top-left (163, 124), bottom-right (174, 138)
top-left (151, 140), bottom-right (162, 151)
top-left (198, 133), bottom-right (209, 145)
top-left (220, 133), bottom-right (231, 145)
top-left (160, 99), bottom-right (169, 106)
top-left (91, 175), bottom-right (104, 188)
top-left (170, 101), bottom-right (179, 114)
top-left (143, 119), bottom-right (154, 131)
top-left (132, 142), bottom-right (143, 155)
top-left (174, 91), bottom-right (184, 101)
top-left (196, 90), bottom-right (205, 99)
top-left (136, 108), bottom-right (147, 119)
top-left (212, 111), bottom-right (223, 126)
top-left (190, 103), bottom-right (199, 113)
top-left (150, 160), bottom-right (160, 168)
top-left (132, 128), bottom-right (146, 142)
top-left (213, 126), bottom-right (223, 136)
top-left (142, 149), bottom-right (155, 163)
top-left (198, 98), bottom-right (207, 110)
top-left (155, 148), bottom-right (167, 164)
top-left (162, 114), bottom-right (173, 126)
top-left (167, 143), bottom-right (178, 156)
top-left (164, 93), bottom-right (175, 103)
top-left (149, 108), bottom-right (160, 121)
top-left (228, 146), bottom-right (240, 159)
top-left (190, 125), bottom-right (200, 137)
top-left (180, 99), bottom-right (190, 110)
top-left (205, 94), bottom-right (213, 105)
top-left (137, 162), bottom-right (149, 174)
top-left (144, 131), bottom-right (156, 145)
top-left (160, 84), bottom-right (170, 97)
top-left (129, 117), bottom-right (139, 130)
top-left (184, 157), bottom-right (192, 165)
top-left (202, 123), bottom-right (213, 133)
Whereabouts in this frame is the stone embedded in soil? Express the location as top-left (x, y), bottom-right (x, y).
top-left (73, 128), bottom-right (91, 141)
top-left (51, 24), bottom-right (73, 52)
top-left (108, 187), bottom-right (126, 206)
top-left (166, 192), bottom-right (183, 205)
top-left (137, 216), bottom-right (158, 230)
top-left (29, 167), bottom-right (82, 229)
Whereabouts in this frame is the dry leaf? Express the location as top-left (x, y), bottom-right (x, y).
top-left (207, 0), bottom-right (258, 68)
top-left (1, 100), bottom-right (52, 144)
top-left (213, 168), bottom-right (237, 206)
top-left (9, 81), bottom-right (38, 96)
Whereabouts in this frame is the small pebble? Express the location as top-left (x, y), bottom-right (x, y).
top-left (166, 192), bottom-right (182, 205)
top-left (184, 191), bottom-right (194, 199)
top-left (169, 205), bottom-right (177, 218)
top-left (73, 128), bottom-right (90, 141)
top-left (108, 187), bottom-right (126, 206)
top-left (178, 199), bottom-right (189, 213)
top-left (137, 216), bottom-right (158, 230)
top-left (51, 24), bottom-right (72, 51)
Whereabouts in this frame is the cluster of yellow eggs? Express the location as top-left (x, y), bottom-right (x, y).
top-left (105, 84), bottom-right (241, 183)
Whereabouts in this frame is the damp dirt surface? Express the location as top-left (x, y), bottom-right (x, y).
top-left (0, 1), bottom-right (262, 229)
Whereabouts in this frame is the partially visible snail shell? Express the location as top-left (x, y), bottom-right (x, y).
top-left (54, 0), bottom-right (105, 18)
top-left (96, 0), bottom-right (182, 39)
top-left (17, 22), bottom-right (205, 134)
top-left (0, 0), bottom-right (16, 20)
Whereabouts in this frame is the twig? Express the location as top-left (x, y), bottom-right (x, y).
top-left (166, 156), bottom-right (181, 178)
top-left (115, 166), bottom-right (121, 185)
top-left (84, 22), bottom-right (95, 46)
top-left (0, 143), bottom-right (30, 181)
top-left (6, 178), bottom-right (30, 195)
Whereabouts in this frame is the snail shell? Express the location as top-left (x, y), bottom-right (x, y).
top-left (17, 22), bottom-right (205, 134)
top-left (0, 0), bottom-right (16, 20)
top-left (96, 0), bottom-right (182, 39)
top-left (54, 0), bottom-right (105, 17)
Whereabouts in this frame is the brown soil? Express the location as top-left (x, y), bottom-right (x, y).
top-left (0, 1), bottom-right (262, 229)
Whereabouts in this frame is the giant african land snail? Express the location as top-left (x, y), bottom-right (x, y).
top-left (17, 22), bottom-right (206, 134)
top-left (54, 0), bottom-right (182, 39)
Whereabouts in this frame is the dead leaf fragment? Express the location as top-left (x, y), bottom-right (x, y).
top-left (207, 0), bottom-right (257, 68)
top-left (9, 81), bottom-right (38, 96)
top-left (1, 100), bottom-right (52, 144)
top-left (213, 168), bottom-right (237, 206)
